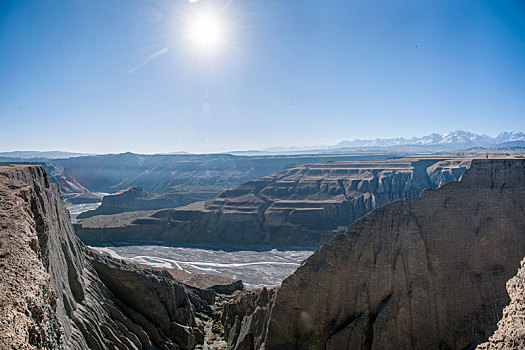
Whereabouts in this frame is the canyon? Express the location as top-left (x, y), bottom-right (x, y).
top-left (222, 159), bottom-right (525, 350)
top-left (0, 164), bottom-right (240, 349)
top-left (3, 152), bottom-right (397, 218)
top-left (1, 157), bottom-right (525, 349)
top-left (74, 157), bottom-right (470, 246)
top-left (55, 153), bottom-right (394, 213)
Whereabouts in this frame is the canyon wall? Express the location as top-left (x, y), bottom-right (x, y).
top-left (75, 158), bottom-right (469, 246)
top-left (224, 159), bottom-right (525, 349)
top-left (0, 165), bottom-right (209, 349)
top-left (477, 257), bottom-right (525, 349)
top-left (63, 152), bottom-right (394, 217)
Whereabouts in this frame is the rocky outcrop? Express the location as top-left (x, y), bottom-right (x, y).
top-left (0, 165), bottom-right (208, 349)
top-left (224, 159), bottom-right (525, 349)
top-left (221, 288), bottom-right (277, 350)
top-left (77, 187), bottom-right (182, 220)
top-left (75, 158), bottom-right (470, 246)
top-left (477, 258), bottom-right (525, 349)
top-left (0, 165), bottom-right (63, 349)
top-left (0, 161), bottom-right (93, 202)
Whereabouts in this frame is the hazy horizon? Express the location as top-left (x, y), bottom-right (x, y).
top-left (1, 0), bottom-right (524, 153)
top-left (1, 129), bottom-right (524, 155)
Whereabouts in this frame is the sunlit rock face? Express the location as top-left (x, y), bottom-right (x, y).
top-left (224, 159), bottom-right (525, 350)
top-left (477, 258), bottom-right (525, 350)
top-left (75, 158), bottom-right (470, 246)
top-left (0, 165), bottom-right (206, 349)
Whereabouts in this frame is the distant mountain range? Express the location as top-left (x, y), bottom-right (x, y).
top-left (256, 130), bottom-right (525, 154)
top-left (1, 131), bottom-right (524, 157)
top-left (333, 130), bottom-right (525, 149)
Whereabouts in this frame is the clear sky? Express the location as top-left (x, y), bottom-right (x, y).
top-left (1, 0), bottom-right (524, 153)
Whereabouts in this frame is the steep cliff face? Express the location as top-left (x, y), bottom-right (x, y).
top-left (75, 158), bottom-right (469, 246)
top-left (0, 161), bottom-right (94, 202)
top-left (477, 258), bottom-right (525, 350)
top-left (0, 165), bottom-right (206, 349)
top-left (221, 288), bottom-right (277, 350)
top-left (56, 153), bottom-right (389, 210)
top-left (224, 159), bottom-right (525, 350)
top-left (0, 165), bottom-right (63, 349)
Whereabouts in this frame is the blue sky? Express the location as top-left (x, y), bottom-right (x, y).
top-left (1, 0), bottom-right (524, 153)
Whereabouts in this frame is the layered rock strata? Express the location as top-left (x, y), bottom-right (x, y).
top-left (55, 153), bottom-right (392, 194)
top-left (223, 159), bottom-right (525, 349)
top-left (75, 158), bottom-right (470, 246)
top-left (58, 153), bottom-right (391, 213)
top-left (0, 165), bottom-right (210, 349)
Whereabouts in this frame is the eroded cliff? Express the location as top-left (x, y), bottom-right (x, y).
top-left (477, 258), bottom-right (525, 349)
top-left (223, 159), bottom-right (525, 349)
top-left (221, 288), bottom-right (277, 350)
top-left (75, 158), bottom-right (470, 246)
top-left (57, 152), bottom-right (390, 213)
top-left (0, 165), bottom-right (209, 349)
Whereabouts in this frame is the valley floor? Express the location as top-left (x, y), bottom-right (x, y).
top-left (67, 202), bottom-right (101, 222)
top-left (88, 242), bottom-right (316, 289)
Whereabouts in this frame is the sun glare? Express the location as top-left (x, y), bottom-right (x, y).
top-left (188, 13), bottom-right (224, 51)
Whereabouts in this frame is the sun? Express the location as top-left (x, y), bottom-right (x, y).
top-left (188, 13), bottom-right (224, 51)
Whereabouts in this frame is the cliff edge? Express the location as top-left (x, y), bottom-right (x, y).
top-left (0, 165), bottom-right (206, 349)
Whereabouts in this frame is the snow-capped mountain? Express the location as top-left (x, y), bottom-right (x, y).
top-left (495, 131), bottom-right (525, 144)
top-left (334, 130), bottom-right (525, 149)
top-left (437, 130), bottom-right (494, 146)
